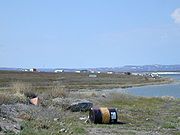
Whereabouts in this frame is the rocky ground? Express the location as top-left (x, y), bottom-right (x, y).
top-left (0, 71), bottom-right (179, 135)
top-left (0, 90), bottom-right (180, 135)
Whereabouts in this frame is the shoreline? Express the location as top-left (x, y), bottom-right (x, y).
top-left (74, 77), bottom-right (174, 94)
top-left (75, 77), bottom-right (174, 91)
top-left (75, 77), bottom-right (180, 98)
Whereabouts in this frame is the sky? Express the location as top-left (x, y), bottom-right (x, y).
top-left (0, 0), bottom-right (180, 68)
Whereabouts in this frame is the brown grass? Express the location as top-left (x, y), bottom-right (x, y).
top-left (0, 93), bottom-right (27, 105)
top-left (0, 71), bottom-right (171, 90)
top-left (11, 81), bottom-right (32, 94)
top-left (47, 83), bottom-right (70, 98)
top-left (11, 81), bottom-right (37, 98)
top-left (0, 93), bottom-right (10, 105)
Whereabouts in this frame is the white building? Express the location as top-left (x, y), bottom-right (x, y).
top-left (22, 69), bottom-right (29, 72)
top-left (90, 70), bottom-right (95, 73)
top-left (75, 71), bottom-right (81, 73)
top-left (89, 74), bottom-right (97, 78)
top-left (107, 71), bottom-right (113, 74)
top-left (54, 69), bottom-right (64, 73)
top-left (30, 68), bottom-right (37, 72)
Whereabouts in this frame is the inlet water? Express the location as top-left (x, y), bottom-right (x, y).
top-left (125, 74), bottom-right (180, 98)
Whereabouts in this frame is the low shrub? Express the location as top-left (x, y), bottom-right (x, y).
top-left (11, 81), bottom-right (32, 94)
top-left (0, 93), bottom-right (27, 105)
top-left (0, 93), bottom-right (10, 105)
top-left (48, 83), bottom-right (69, 99)
top-left (11, 81), bottom-right (37, 98)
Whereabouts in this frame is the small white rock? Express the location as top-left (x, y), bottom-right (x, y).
top-left (60, 128), bottom-right (66, 132)
top-left (102, 93), bottom-right (106, 98)
top-left (146, 118), bottom-right (150, 121)
top-left (54, 118), bottom-right (59, 121)
top-left (79, 117), bottom-right (87, 120)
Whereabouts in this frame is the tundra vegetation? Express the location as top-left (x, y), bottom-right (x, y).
top-left (0, 71), bottom-right (179, 135)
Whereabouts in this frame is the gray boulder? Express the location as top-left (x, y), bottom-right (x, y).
top-left (0, 104), bottom-right (21, 134)
top-left (69, 100), bottom-right (93, 112)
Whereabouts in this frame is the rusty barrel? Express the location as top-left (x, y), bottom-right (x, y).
top-left (89, 107), bottom-right (118, 124)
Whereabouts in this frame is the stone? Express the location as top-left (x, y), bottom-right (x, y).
top-left (69, 100), bottom-right (93, 112)
top-left (0, 121), bottom-right (21, 134)
top-left (161, 96), bottom-right (175, 101)
top-left (60, 128), bottom-right (66, 132)
top-left (53, 118), bottom-right (59, 121)
top-left (79, 116), bottom-right (87, 120)
top-left (101, 93), bottom-right (106, 98)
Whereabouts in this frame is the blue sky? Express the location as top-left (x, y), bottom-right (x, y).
top-left (0, 0), bottom-right (180, 68)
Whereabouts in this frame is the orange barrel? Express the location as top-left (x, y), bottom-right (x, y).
top-left (89, 108), bottom-right (118, 124)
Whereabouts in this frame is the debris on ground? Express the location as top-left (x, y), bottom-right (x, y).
top-left (69, 99), bottom-right (93, 112)
top-left (30, 97), bottom-right (39, 105)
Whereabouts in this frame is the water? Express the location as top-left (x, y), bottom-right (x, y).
top-left (124, 74), bottom-right (180, 98)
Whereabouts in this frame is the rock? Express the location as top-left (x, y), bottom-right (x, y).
top-left (85, 118), bottom-right (90, 123)
top-left (101, 93), bottom-right (106, 98)
top-left (79, 116), bottom-right (87, 120)
top-left (0, 103), bottom-right (62, 134)
top-left (60, 128), bottom-right (66, 132)
top-left (13, 124), bottom-right (21, 131)
top-left (52, 97), bottom-right (64, 104)
top-left (69, 100), bottom-right (93, 112)
top-left (146, 118), bottom-right (150, 121)
top-left (0, 104), bottom-right (21, 134)
top-left (17, 113), bottom-right (32, 121)
top-left (53, 118), bottom-right (59, 121)
top-left (54, 97), bottom-right (70, 105)
top-left (52, 98), bottom-right (70, 109)
top-left (0, 120), bottom-right (21, 134)
top-left (80, 116), bottom-right (90, 123)
top-left (161, 96), bottom-right (175, 101)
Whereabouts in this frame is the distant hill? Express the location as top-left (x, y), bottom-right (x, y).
top-left (114, 65), bottom-right (180, 72)
top-left (0, 67), bottom-right (22, 71)
top-left (1, 65), bottom-right (180, 73)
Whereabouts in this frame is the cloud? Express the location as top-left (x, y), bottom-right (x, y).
top-left (171, 8), bottom-right (180, 24)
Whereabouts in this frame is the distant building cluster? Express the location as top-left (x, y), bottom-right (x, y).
top-left (22, 68), bottom-right (37, 72)
top-left (20, 68), bottom-right (160, 79)
top-left (54, 69), bottom-right (64, 73)
top-left (131, 72), bottom-right (160, 79)
top-left (30, 68), bottom-right (37, 72)
top-left (71, 70), bottom-right (101, 74)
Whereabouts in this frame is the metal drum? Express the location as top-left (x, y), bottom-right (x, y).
top-left (89, 107), bottom-right (118, 124)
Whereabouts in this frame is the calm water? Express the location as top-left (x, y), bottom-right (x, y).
top-left (125, 74), bottom-right (180, 98)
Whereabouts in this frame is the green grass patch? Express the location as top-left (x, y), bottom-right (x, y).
top-left (162, 122), bottom-right (176, 129)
